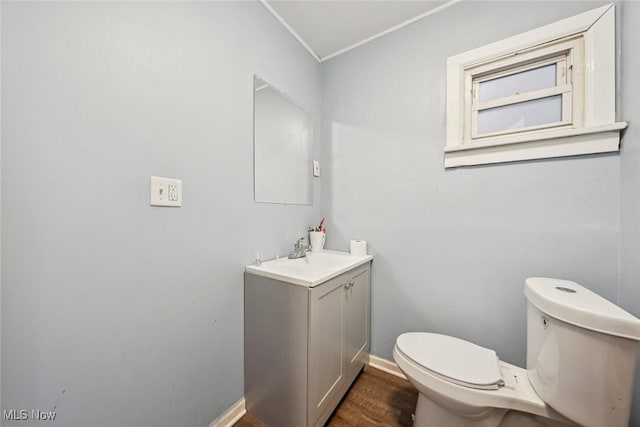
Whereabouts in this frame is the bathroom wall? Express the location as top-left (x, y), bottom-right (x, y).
top-left (1, 2), bottom-right (320, 426)
top-left (619, 2), bottom-right (640, 424)
top-left (4, 1), bottom-right (640, 426)
top-left (322, 0), bottom-right (635, 413)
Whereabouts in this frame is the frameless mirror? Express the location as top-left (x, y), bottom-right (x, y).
top-left (254, 75), bottom-right (313, 205)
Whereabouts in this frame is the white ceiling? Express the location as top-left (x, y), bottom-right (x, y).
top-left (263, 0), bottom-right (458, 62)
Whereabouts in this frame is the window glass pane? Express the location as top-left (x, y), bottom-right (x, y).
top-left (478, 64), bottom-right (557, 103)
top-left (477, 95), bottom-right (562, 135)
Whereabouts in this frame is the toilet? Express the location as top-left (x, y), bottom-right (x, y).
top-left (393, 277), bottom-right (640, 427)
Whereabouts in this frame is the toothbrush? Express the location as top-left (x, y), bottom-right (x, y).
top-left (319, 218), bottom-right (325, 233)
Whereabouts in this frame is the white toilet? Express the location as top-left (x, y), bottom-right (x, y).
top-left (393, 277), bottom-right (640, 427)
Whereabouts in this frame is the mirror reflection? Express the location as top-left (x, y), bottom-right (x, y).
top-left (254, 76), bottom-right (313, 205)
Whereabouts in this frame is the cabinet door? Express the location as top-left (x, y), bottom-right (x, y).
top-left (308, 275), bottom-right (348, 426)
top-left (346, 266), bottom-right (370, 382)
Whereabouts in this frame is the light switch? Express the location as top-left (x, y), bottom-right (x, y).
top-left (150, 176), bottom-right (182, 207)
top-left (313, 160), bottom-right (320, 177)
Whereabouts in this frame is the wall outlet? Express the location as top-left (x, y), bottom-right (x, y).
top-left (168, 183), bottom-right (178, 202)
top-left (313, 160), bottom-right (320, 177)
top-left (150, 176), bottom-right (182, 207)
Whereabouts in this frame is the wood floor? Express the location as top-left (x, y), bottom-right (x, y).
top-left (234, 366), bottom-right (418, 427)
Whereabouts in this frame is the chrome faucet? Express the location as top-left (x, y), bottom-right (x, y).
top-left (288, 237), bottom-right (311, 259)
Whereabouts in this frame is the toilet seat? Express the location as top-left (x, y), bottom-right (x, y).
top-left (393, 333), bottom-right (574, 423)
top-left (396, 332), bottom-right (502, 390)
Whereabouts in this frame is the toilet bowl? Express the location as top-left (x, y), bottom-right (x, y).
top-left (393, 278), bottom-right (640, 427)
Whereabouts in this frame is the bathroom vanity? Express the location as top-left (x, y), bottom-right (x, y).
top-left (244, 250), bottom-right (373, 427)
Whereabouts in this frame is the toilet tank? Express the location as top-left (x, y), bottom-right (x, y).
top-left (525, 278), bottom-right (640, 427)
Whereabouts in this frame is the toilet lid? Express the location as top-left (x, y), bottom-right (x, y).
top-left (396, 332), bottom-right (502, 390)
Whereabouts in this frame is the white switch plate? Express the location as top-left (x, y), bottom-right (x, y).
top-left (313, 160), bottom-right (320, 177)
top-left (150, 176), bottom-right (182, 207)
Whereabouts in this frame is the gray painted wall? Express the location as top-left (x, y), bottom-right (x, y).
top-left (321, 0), bottom-right (640, 423)
top-left (1, 2), bottom-right (320, 426)
top-left (3, 1), bottom-right (640, 426)
top-left (619, 2), bottom-right (640, 425)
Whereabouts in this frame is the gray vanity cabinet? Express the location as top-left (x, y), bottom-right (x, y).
top-left (308, 264), bottom-right (370, 426)
top-left (244, 262), bottom-right (371, 427)
top-left (345, 266), bottom-right (370, 380)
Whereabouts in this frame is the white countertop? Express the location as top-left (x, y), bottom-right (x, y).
top-left (245, 250), bottom-right (373, 287)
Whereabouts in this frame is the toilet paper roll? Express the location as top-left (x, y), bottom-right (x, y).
top-left (350, 240), bottom-right (367, 256)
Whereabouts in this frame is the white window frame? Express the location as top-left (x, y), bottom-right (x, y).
top-left (445, 4), bottom-right (626, 168)
top-left (469, 38), bottom-right (580, 139)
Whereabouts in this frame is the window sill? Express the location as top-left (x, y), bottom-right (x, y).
top-left (444, 122), bottom-right (627, 168)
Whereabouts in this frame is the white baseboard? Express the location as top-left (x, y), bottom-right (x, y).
top-left (209, 397), bottom-right (246, 427)
top-left (368, 354), bottom-right (407, 380)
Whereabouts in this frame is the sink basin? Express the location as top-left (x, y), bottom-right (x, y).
top-left (245, 250), bottom-right (373, 287)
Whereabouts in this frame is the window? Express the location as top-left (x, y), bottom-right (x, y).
top-left (445, 4), bottom-right (626, 168)
top-left (470, 38), bottom-right (581, 139)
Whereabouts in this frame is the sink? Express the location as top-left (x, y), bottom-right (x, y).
top-left (245, 250), bottom-right (373, 287)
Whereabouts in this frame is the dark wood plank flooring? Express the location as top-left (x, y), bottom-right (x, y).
top-left (234, 367), bottom-right (418, 427)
